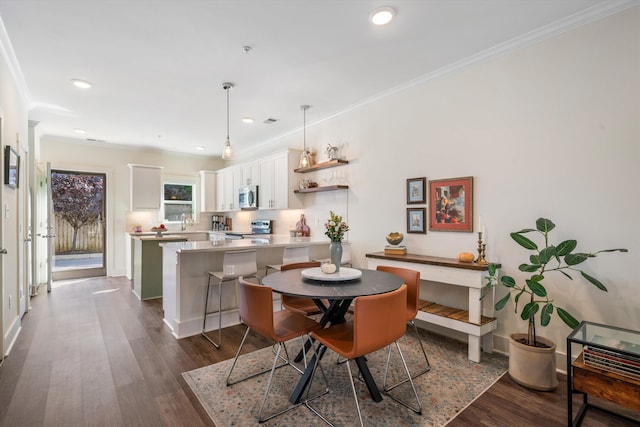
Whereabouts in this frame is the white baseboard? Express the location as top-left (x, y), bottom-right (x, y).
top-left (4, 317), bottom-right (22, 357)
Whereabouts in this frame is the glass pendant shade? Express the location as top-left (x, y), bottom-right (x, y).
top-left (221, 82), bottom-right (234, 160)
top-left (221, 138), bottom-right (232, 160)
top-left (299, 150), bottom-right (311, 168)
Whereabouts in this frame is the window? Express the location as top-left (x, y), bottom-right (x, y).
top-left (163, 182), bottom-right (195, 223)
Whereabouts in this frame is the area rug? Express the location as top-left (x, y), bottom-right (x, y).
top-left (183, 329), bottom-right (508, 426)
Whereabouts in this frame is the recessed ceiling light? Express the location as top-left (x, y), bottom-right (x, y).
top-left (195, 146), bottom-right (205, 151)
top-left (74, 128), bottom-right (86, 134)
top-left (71, 79), bottom-right (92, 89)
top-left (242, 117), bottom-right (254, 124)
top-left (370, 6), bottom-right (395, 25)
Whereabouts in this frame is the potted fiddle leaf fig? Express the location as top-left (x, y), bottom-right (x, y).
top-left (482, 217), bottom-right (627, 390)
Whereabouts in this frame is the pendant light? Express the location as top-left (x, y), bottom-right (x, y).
top-left (299, 105), bottom-right (312, 168)
top-left (221, 82), bottom-right (234, 160)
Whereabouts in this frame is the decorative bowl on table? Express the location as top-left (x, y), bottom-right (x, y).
top-left (386, 232), bottom-right (404, 246)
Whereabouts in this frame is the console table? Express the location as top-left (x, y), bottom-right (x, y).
top-left (366, 252), bottom-right (499, 362)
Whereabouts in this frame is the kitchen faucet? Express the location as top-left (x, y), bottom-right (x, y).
top-left (181, 213), bottom-right (186, 231)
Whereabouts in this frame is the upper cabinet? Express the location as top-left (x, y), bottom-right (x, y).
top-left (199, 171), bottom-right (217, 212)
top-left (260, 150), bottom-right (303, 210)
top-left (129, 164), bottom-right (162, 211)
top-left (215, 166), bottom-right (242, 212)
top-left (241, 161), bottom-right (260, 187)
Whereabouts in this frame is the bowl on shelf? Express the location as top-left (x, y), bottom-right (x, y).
top-left (386, 232), bottom-right (404, 246)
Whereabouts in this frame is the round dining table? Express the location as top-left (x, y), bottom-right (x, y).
top-left (262, 267), bottom-right (404, 404)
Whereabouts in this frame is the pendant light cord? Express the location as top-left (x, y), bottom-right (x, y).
top-left (226, 85), bottom-right (230, 140)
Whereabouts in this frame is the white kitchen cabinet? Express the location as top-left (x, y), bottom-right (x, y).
top-left (241, 161), bottom-right (260, 187)
top-left (216, 166), bottom-right (241, 211)
top-left (259, 150), bottom-right (303, 210)
top-left (199, 170), bottom-right (217, 212)
top-left (129, 164), bottom-right (162, 211)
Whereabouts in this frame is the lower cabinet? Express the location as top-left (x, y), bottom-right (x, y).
top-left (133, 236), bottom-right (188, 300)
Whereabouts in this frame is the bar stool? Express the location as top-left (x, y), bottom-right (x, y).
top-left (201, 249), bottom-right (258, 348)
top-left (265, 245), bottom-right (310, 275)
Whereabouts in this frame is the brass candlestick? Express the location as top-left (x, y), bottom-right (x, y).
top-left (477, 243), bottom-right (488, 265)
top-left (475, 232), bottom-right (488, 264)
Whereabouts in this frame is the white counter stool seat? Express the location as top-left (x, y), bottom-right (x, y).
top-left (265, 245), bottom-right (310, 275)
top-left (202, 249), bottom-right (258, 348)
top-left (312, 242), bottom-right (352, 267)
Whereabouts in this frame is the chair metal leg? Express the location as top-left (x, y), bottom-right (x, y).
top-left (383, 320), bottom-right (431, 392)
top-left (201, 274), bottom-right (221, 348)
top-left (382, 341), bottom-right (423, 415)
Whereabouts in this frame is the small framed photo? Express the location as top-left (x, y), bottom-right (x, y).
top-left (4, 145), bottom-right (19, 189)
top-left (407, 207), bottom-right (426, 234)
top-left (406, 177), bottom-right (426, 204)
top-left (429, 176), bottom-right (473, 232)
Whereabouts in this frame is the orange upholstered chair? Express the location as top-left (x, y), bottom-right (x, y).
top-left (226, 277), bottom-right (322, 423)
top-left (280, 261), bottom-right (324, 316)
top-left (376, 265), bottom-right (431, 413)
top-left (305, 285), bottom-right (421, 426)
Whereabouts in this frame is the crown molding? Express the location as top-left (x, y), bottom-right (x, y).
top-left (245, 0), bottom-right (640, 155)
top-left (0, 16), bottom-right (31, 106)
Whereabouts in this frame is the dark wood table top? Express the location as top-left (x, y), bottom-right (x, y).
top-left (261, 268), bottom-right (403, 299)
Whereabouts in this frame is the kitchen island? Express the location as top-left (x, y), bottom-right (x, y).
top-left (161, 236), bottom-right (331, 339)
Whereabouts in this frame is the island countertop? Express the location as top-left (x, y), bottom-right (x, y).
top-left (160, 235), bottom-right (332, 254)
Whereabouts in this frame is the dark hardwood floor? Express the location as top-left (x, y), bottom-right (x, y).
top-left (0, 276), bottom-right (637, 426)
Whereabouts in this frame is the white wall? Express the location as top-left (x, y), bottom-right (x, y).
top-left (37, 7), bottom-right (639, 362)
top-left (0, 24), bottom-right (30, 354)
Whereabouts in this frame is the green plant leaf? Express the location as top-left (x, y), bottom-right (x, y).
top-left (595, 248), bottom-right (628, 254)
top-left (536, 218), bottom-right (555, 233)
top-left (541, 303), bottom-right (554, 326)
top-left (495, 293), bottom-right (511, 310)
top-left (559, 270), bottom-right (573, 280)
top-left (581, 271), bottom-right (608, 292)
top-left (519, 263), bottom-right (540, 272)
top-left (526, 279), bottom-right (547, 297)
top-left (529, 254), bottom-right (540, 265)
top-left (531, 274), bottom-right (544, 282)
top-left (565, 253), bottom-right (588, 265)
top-left (511, 233), bottom-right (538, 250)
top-left (514, 228), bottom-right (537, 234)
top-left (556, 240), bottom-right (577, 256)
top-left (539, 245), bottom-right (556, 264)
top-left (521, 302), bottom-right (539, 320)
top-left (500, 276), bottom-right (516, 287)
top-left (488, 263), bottom-right (497, 276)
top-left (557, 307), bottom-right (579, 329)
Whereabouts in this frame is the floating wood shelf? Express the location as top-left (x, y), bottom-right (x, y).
top-left (294, 159), bottom-right (349, 173)
top-left (294, 185), bottom-right (349, 194)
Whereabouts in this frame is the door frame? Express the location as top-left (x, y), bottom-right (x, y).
top-left (50, 168), bottom-right (107, 281)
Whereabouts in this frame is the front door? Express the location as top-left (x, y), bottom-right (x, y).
top-left (51, 169), bottom-right (106, 280)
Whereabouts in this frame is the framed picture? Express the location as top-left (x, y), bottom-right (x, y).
top-left (4, 145), bottom-right (19, 189)
top-left (429, 176), bottom-right (473, 232)
top-left (407, 207), bottom-right (426, 234)
top-left (406, 177), bottom-right (426, 204)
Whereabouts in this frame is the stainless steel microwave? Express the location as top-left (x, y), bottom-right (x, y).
top-left (238, 185), bottom-right (258, 210)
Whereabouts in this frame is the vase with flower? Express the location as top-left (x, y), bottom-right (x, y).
top-left (324, 211), bottom-right (349, 272)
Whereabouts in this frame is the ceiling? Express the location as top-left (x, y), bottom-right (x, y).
top-left (0, 0), bottom-right (632, 158)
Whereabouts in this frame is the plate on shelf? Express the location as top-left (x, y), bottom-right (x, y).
top-left (301, 267), bottom-right (362, 282)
